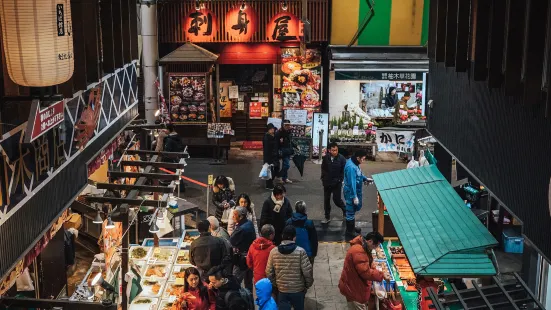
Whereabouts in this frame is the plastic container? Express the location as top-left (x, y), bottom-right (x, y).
top-left (374, 259), bottom-right (396, 290)
top-left (503, 229), bottom-right (524, 254)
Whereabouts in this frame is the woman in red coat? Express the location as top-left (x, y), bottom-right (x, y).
top-left (174, 267), bottom-right (216, 310)
top-left (339, 232), bottom-right (388, 310)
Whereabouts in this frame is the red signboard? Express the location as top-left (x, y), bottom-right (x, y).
top-left (185, 8), bottom-right (218, 42)
top-left (225, 6), bottom-right (257, 42)
top-left (25, 100), bottom-right (64, 143)
top-left (266, 12), bottom-right (300, 42)
top-left (249, 102), bottom-right (262, 119)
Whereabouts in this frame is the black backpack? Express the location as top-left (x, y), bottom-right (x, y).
top-left (224, 288), bottom-right (255, 310)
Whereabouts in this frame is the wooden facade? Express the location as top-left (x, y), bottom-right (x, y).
top-left (0, 0), bottom-right (139, 99)
top-left (158, 0), bottom-right (329, 43)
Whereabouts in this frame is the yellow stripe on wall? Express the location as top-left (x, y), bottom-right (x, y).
top-left (330, 0), bottom-right (360, 45)
top-left (389, 0), bottom-right (425, 45)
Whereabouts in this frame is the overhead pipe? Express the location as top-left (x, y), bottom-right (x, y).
top-left (140, 0), bottom-right (159, 124)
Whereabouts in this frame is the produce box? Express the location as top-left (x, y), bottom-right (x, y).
top-left (372, 244), bottom-right (387, 260)
top-left (175, 249), bottom-right (191, 265)
top-left (129, 246), bottom-right (152, 261)
top-left (139, 278), bottom-right (166, 298)
top-left (159, 300), bottom-right (178, 310)
top-left (149, 247), bottom-right (177, 264)
top-left (169, 265), bottom-right (188, 282)
top-left (142, 238), bottom-right (180, 247)
top-left (163, 282), bottom-right (185, 300)
top-left (181, 230), bottom-right (200, 246)
top-left (143, 264), bottom-right (171, 279)
top-left (64, 213), bottom-right (82, 230)
top-left (130, 297), bottom-right (159, 310)
top-left (374, 259), bottom-right (395, 289)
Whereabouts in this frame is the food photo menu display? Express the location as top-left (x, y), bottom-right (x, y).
top-left (169, 74), bottom-right (208, 124)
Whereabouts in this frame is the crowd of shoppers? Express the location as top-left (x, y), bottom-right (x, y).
top-left (187, 137), bottom-right (381, 309)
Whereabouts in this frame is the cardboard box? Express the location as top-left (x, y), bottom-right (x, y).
top-left (64, 213), bottom-right (82, 230)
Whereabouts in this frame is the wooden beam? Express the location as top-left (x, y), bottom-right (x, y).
top-left (473, 0), bottom-right (491, 81)
top-left (108, 171), bottom-right (180, 180)
top-left (112, 0), bottom-right (124, 68)
top-left (445, 0), bottom-right (459, 67)
top-left (487, 0), bottom-right (506, 88)
top-left (119, 160), bottom-right (186, 169)
top-left (521, 0), bottom-right (549, 104)
top-left (95, 183), bottom-right (175, 193)
top-left (100, 0), bottom-right (115, 74)
top-left (128, 0), bottom-right (139, 61)
top-left (455, 0), bottom-right (472, 72)
top-left (120, 0), bottom-right (131, 64)
top-left (377, 193), bottom-right (385, 235)
top-left (435, 0), bottom-right (448, 62)
top-left (82, 0), bottom-right (100, 84)
top-left (502, 0), bottom-right (527, 95)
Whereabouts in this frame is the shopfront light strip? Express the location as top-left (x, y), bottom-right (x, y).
top-left (334, 68), bottom-right (429, 72)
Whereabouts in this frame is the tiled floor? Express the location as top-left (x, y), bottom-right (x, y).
top-left (304, 242), bottom-right (351, 310)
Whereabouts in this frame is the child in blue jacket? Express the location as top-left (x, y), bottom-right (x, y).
top-left (286, 201), bottom-right (319, 264)
top-left (255, 278), bottom-right (278, 310)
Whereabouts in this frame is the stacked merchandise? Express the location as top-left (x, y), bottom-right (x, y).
top-left (129, 230), bottom-right (199, 310)
top-left (388, 245), bottom-right (415, 291)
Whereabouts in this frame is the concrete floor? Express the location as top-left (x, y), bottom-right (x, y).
top-left (179, 149), bottom-right (405, 225)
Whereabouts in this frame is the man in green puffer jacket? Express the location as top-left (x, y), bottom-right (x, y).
top-left (265, 225), bottom-right (314, 310)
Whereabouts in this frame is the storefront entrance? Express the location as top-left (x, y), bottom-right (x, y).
top-left (220, 64), bottom-right (273, 141)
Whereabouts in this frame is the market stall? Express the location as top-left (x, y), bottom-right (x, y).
top-left (371, 165), bottom-right (499, 309)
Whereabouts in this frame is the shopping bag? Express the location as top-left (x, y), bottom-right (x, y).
top-left (407, 158), bottom-right (419, 169)
top-left (373, 281), bottom-right (387, 300)
top-left (258, 163), bottom-right (272, 180)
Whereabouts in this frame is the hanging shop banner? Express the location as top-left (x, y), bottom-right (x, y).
top-left (312, 113), bottom-right (329, 156)
top-left (185, 8), bottom-right (218, 42)
top-left (376, 130), bottom-right (415, 153)
top-left (249, 102), bottom-right (262, 119)
top-left (24, 100), bottom-right (64, 143)
top-left (169, 74), bottom-right (208, 123)
top-left (219, 81), bottom-right (233, 118)
top-left (335, 71), bottom-right (425, 81)
top-left (261, 102), bottom-right (270, 117)
top-left (267, 12), bottom-right (300, 42)
top-left (284, 109), bottom-right (307, 125)
top-left (225, 6), bottom-right (257, 41)
top-left (281, 48), bottom-right (322, 110)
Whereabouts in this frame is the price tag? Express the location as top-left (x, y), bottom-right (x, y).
top-left (169, 295), bottom-right (177, 303)
top-left (173, 266), bottom-right (181, 272)
top-left (153, 248), bottom-right (160, 254)
top-left (175, 278), bottom-right (185, 285)
top-left (208, 175), bottom-right (214, 185)
top-left (178, 250), bottom-right (186, 257)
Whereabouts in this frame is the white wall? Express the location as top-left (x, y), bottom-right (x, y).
top-left (328, 71), bottom-right (362, 119)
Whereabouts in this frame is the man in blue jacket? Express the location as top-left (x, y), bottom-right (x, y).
top-left (286, 201), bottom-right (318, 264)
top-left (343, 150), bottom-right (373, 238)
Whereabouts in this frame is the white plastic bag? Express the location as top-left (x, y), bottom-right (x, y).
top-left (258, 163), bottom-right (272, 180)
top-left (407, 158), bottom-right (419, 169)
top-left (419, 150), bottom-right (429, 166)
top-left (373, 281), bottom-right (387, 300)
top-left (16, 268), bottom-right (34, 292)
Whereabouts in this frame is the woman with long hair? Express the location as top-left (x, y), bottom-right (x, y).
top-left (173, 267), bottom-right (215, 310)
top-left (227, 193), bottom-right (258, 236)
top-left (212, 175), bottom-right (235, 227)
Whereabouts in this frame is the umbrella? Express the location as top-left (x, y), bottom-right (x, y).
top-left (292, 154), bottom-right (307, 176)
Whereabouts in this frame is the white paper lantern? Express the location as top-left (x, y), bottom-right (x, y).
top-left (0, 0), bottom-right (74, 87)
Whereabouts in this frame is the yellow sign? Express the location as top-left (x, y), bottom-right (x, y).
top-left (175, 278), bottom-right (186, 285)
top-left (208, 175), bottom-right (214, 185)
top-left (153, 248), bottom-right (161, 254)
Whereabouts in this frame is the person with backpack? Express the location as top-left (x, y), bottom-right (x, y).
top-left (266, 225), bottom-right (314, 310)
top-left (207, 266), bottom-right (255, 310)
top-left (285, 201), bottom-right (318, 264)
top-left (255, 278), bottom-right (278, 310)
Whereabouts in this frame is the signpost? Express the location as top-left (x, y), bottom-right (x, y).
top-left (24, 100), bottom-right (64, 143)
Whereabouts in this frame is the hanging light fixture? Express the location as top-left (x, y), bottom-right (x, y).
top-left (93, 211), bottom-right (103, 224)
top-left (91, 273), bottom-right (117, 293)
top-left (240, 1), bottom-right (247, 10)
top-left (0, 0), bottom-right (74, 87)
top-left (149, 218), bottom-right (160, 234)
top-left (105, 217), bottom-right (115, 229)
top-left (195, 0), bottom-right (201, 11)
top-left (281, 1), bottom-right (288, 11)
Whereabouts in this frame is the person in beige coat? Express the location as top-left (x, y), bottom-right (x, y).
top-left (265, 225), bottom-right (313, 310)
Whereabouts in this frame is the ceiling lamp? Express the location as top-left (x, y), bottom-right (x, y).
top-left (105, 217), bottom-right (115, 229)
top-left (240, 1), bottom-right (247, 10)
top-left (0, 0), bottom-right (74, 87)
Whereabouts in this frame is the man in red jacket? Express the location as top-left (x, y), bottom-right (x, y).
top-left (339, 232), bottom-right (389, 310)
top-left (247, 224), bottom-right (276, 284)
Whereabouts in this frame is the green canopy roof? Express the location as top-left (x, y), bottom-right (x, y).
top-left (373, 165), bottom-right (498, 277)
